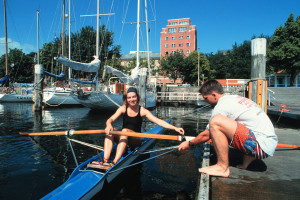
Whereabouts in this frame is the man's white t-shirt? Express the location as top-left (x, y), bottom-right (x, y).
top-left (207, 95), bottom-right (278, 156)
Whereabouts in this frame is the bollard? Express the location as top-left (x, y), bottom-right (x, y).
top-left (139, 68), bottom-right (147, 107)
top-left (34, 64), bottom-right (44, 111)
top-left (250, 38), bottom-right (268, 113)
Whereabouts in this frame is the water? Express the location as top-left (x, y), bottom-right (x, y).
top-left (0, 103), bottom-right (211, 199)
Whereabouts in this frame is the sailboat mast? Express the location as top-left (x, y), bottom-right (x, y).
top-left (145, 0), bottom-right (150, 80)
top-left (37, 10), bottom-right (40, 64)
top-left (96, 0), bottom-right (99, 58)
top-left (61, 0), bottom-right (65, 71)
top-left (3, 0), bottom-right (8, 75)
top-left (68, 0), bottom-right (71, 80)
top-left (136, 0), bottom-right (140, 68)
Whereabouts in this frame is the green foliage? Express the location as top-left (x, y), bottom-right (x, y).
top-left (268, 13), bottom-right (300, 86)
top-left (160, 52), bottom-right (185, 82)
top-left (0, 48), bottom-right (34, 83)
top-left (159, 51), bottom-right (211, 84)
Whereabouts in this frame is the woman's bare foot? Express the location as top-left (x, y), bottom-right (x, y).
top-left (236, 154), bottom-right (256, 169)
top-left (199, 164), bottom-right (230, 177)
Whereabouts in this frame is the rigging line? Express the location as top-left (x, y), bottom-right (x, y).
top-left (109, 148), bottom-right (177, 174)
top-left (139, 145), bottom-right (178, 154)
top-left (103, 93), bottom-right (121, 108)
top-left (46, 0), bottom-right (61, 43)
top-left (69, 138), bottom-right (104, 151)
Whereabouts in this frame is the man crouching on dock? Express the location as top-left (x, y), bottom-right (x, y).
top-left (178, 79), bottom-right (278, 177)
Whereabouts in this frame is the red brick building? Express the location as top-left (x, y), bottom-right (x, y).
top-left (160, 18), bottom-right (197, 57)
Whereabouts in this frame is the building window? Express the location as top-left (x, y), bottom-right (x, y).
top-left (187, 35), bottom-right (190, 39)
top-left (179, 36), bottom-right (183, 40)
top-left (172, 44), bottom-right (176, 47)
top-left (165, 44), bottom-right (168, 48)
top-left (180, 21), bottom-right (188, 25)
top-left (165, 37), bottom-right (168, 40)
top-left (187, 50), bottom-right (190, 54)
top-left (187, 43), bottom-right (190, 47)
top-left (179, 43), bottom-right (183, 47)
top-left (179, 27), bottom-right (187, 33)
top-left (179, 49), bottom-right (183, 53)
top-left (165, 51), bottom-right (168, 55)
top-left (168, 28), bottom-right (176, 33)
top-left (170, 22), bottom-right (177, 26)
top-left (172, 51), bottom-right (176, 54)
top-left (172, 36), bottom-right (176, 40)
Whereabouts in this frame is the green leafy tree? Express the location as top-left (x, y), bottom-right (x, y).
top-left (40, 25), bottom-right (121, 78)
top-left (268, 13), bottom-right (300, 86)
top-left (206, 51), bottom-right (230, 79)
top-left (160, 52), bottom-right (185, 82)
top-left (228, 41), bottom-right (252, 79)
top-left (184, 51), bottom-right (211, 84)
top-left (0, 48), bottom-right (34, 83)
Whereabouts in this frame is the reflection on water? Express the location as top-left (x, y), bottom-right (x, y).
top-left (0, 103), bottom-right (211, 199)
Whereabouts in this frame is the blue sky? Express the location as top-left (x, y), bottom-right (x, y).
top-left (0, 0), bottom-right (299, 57)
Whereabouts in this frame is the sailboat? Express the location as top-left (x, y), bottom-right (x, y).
top-left (60, 0), bottom-right (157, 110)
top-left (42, 0), bottom-right (81, 106)
top-left (0, 0), bottom-right (33, 103)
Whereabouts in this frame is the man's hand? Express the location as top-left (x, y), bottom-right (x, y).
top-left (178, 141), bottom-right (189, 151)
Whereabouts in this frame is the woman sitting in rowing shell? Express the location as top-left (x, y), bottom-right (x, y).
top-left (89, 87), bottom-right (184, 170)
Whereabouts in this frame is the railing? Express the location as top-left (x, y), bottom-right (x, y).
top-left (267, 88), bottom-right (276, 106)
top-left (157, 92), bottom-right (202, 101)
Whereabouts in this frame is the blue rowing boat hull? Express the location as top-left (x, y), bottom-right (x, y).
top-left (42, 119), bottom-right (171, 200)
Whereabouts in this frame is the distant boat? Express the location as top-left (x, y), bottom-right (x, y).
top-left (0, 1), bottom-right (33, 103)
top-left (65, 0), bottom-right (156, 110)
top-left (41, 0), bottom-right (81, 107)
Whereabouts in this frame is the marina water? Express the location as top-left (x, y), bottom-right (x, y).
top-left (0, 103), bottom-right (211, 199)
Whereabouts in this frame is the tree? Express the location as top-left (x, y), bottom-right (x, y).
top-left (160, 52), bottom-right (185, 82)
top-left (268, 13), bottom-right (300, 86)
top-left (207, 51), bottom-right (230, 79)
top-left (184, 51), bottom-right (211, 84)
top-left (0, 48), bottom-right (34, 83)
top-left (228, 41), bottom-right (252, 79)
top-left (40, 25), bottom-right (121, 78)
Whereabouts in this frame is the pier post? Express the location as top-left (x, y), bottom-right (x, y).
top-left (139, 68), bottom-right (147, 107)
top-left (250, 38), bottom-right (268, 113)
top-left (34, 64), bottom-right (44, 111)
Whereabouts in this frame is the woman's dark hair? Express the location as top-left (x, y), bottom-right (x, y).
top-left (199, 79), bottom-right (224, 95)
top-left (123, 87), bottom-right (140, 106)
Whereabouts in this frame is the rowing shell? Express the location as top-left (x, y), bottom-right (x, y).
top-left (41, 119), bottom-right (171, 200)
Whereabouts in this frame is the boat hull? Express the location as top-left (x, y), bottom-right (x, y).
top-left (42, 119), bottom-right (170, 200)
top-left (0, 93), bottom-right (33, 102)
top-left (73, 91), bottom-right (157, 111)
top-left (43, 89), bottom-right (81, 106)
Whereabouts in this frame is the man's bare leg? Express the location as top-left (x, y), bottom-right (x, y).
top-left (236, 154), bottom-right (256, 169)
top-left (198, 115), bottom-right (237, 177)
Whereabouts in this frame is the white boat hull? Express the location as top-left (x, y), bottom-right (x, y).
top-left (43, 89), bottom-right (81, 106)
top-left (0, 93), bottom-right (33, 102)
top-left (73, 91), bottom-right (156, 111)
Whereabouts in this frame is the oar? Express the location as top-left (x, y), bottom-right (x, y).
top-left (109, 131), bottom-right (195, 142)
top-left (19, 129), bottom-right (194, 141)
top-left (19, 130), bottom-right (106, 136)
top-left (19, 130), bottom-right (300, 150)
